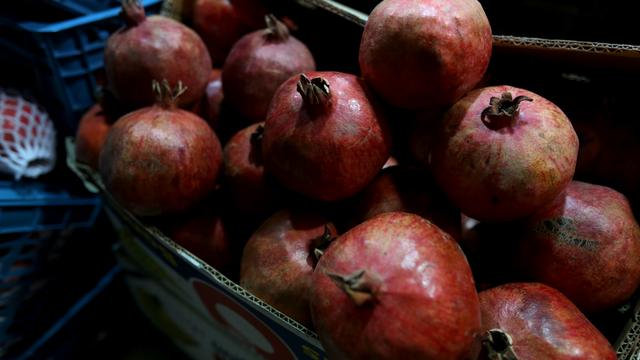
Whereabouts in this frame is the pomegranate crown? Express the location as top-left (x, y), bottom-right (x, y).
top-left (152, 79), bottom-right (188, 108)
top-left (120, 0), bottom-right (146, 26)
top-left (481, 92), bottom-right (533, 119)
top-left (312, 225), bottom-right (335, 261)
top-left (250, 124), bottom-right (265, 146)
top-left (296, 74), bottom-right (331, 105)
top-left (482, 329), bottom-right (519, 360)
top-left (325, 269), bottom-right (380, 306)
top-left (264, 14), bottom-right (290, 41)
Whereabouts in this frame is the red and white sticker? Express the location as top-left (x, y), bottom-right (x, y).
top-left (192, 279), bottom-right (295, 360)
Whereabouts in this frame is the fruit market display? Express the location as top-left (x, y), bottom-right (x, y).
top-left (73, 0), bottom-right (640, 357)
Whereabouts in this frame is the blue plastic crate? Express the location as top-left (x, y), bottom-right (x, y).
top-left (0, 180), bottom-right (101, 355)
top-left (0, 0), bottom-right (162, 135)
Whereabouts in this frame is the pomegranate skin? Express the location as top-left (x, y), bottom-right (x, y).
top-left (223, 122), bottom-right (278, 216)
top-left (232, 0), bottom-right (268, 30)
top-left (359, 0), bottom-right (492, 110)
top-left (479, 283), bottom-right (616, 360)
top-left (222, 20), bottom-right (315, 122)
top-left (311, 212), bottom-right (481, 359)
top-left (515, 181), bottom-right (640, 313)
top-left (202, 69), bottom-right (224, 129)
top-left (431, 85), bottom-right (578, 222)
top-left (263, 71), bottom-right (392, 202)
top-left (104, 15), bottom-right (212, 109)
top-left (240, 210), bottom-right (337, 328)
top-left (350, 166), bottom-right (461, 240)
top-left (75, 103), bottom-right (113, 170)
top-left (192, 0), bottom-right (248, 66)
top-left (164, 207), bottom-right (232, 272)
top-left (99, 106), bottom-right (222, 217)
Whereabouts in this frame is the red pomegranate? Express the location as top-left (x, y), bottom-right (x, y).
top-left (263, 72), bottom-right (392, 201)
top-left (163, 205), bottom-right (232, 273)
top-left (75, 103), bottom-right (115, 170)
top-left (104, 0), bottom-right (212, 109)
top-left (479, 283), bottom-right (616, 360)
top-left (201, 69), bottom-right (224, 129)
top-left (514, 181), bottom-right (640, 313)
top-left (431, 86), bottom-right (579, 222)
top-left (222, 15), bottom-right (315, 122)
top-left (350, 166), bottom-right (461, 240)
top-left (223, 122), bottom-right (279, 216)
top-left (359, 0), bottom-right (492, 109)
top-left (232, 0), bottom-right (268, 30)
top-left (311, 212), bottom-right (481, 359)
top-left (99, 80), bottom-right (223, 217)
top-left (240, 209), bottom-right (337, 328)
top-left (192, 0), bottom-right (248, 66)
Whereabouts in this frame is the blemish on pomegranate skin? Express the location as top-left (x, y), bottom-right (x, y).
top-left (534, 217), bottom-right (599, 251)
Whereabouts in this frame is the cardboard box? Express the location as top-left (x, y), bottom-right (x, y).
top-left (68, 0), bottom-right (640, 358)
top-left (67, 140), bottom-right (327, 360)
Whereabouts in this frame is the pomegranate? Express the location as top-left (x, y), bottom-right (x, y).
top-left (311, 212), bottom-right (480, 359)
top-left (99, 80), bottom-right (222, 217)
top-left (240, 209), bottom-right (337, 328)
top-left (232, 0), bottom-right (268, 30)
top-left (104, 0), bottom-right (212, 109)
top-left (192, 0), bottom-right (248, 66)
top-left (350, 166), bottom-right (461, 240)
top-left (513, 181), bottom-right (640, 313)
top-left (223, 122), bottom-right (279, 216)
top-left (75, 103), bottom-right (114, 170)
top-left (222, 15), bottom-right (315, 122)
top-left (359, 0), bottom-right (492, 110)
top-left (162, 205), bottom-right (232, 273)
top-left (263, 72), bottom-right (391, 201)
top-left (479, 283), bottom-right (616, 360)
top-left (431, 86), bottom-right (579, 222)
top-left (202, 69), bottom-right (224, 130)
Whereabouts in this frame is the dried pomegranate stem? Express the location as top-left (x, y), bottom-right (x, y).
top-left (152, 79), bottom-right (188, 108)
top-left (481, 92), bottom-right (533, 124)
top-left (312, 225), bottom-right (334, 261)
top-left (121, 0), bottom-right (146, 26)
top-left (482, 329), bottom-right (519, 360)
top-left (250, 124), bottom-right (265, 146)
top-left (297, 74), bottom-right (331, 106)
top-left (326, 269), bottom-right (380, 306)
top-left (264, 14), bottom-right (290, 41)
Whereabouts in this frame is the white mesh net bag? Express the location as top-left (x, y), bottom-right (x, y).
top-left (0, 88), bottom-right (56, 180)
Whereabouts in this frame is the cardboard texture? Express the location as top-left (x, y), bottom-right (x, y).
top-left (69, 0), bottom-right (640, 358)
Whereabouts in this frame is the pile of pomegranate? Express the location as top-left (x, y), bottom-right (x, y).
top-left (73, 0), bottom-right (639, 357)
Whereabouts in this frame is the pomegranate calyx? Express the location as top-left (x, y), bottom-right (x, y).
top-left (483, 92), bottom-right (533, 118)
top-left (264, 14), bottom-right (290, 41)
top-left (312, 225), bottom-right (335, 261)
top-left (120, 0), bottom-right (146, 26)
top-left (152, 79), bottom-right (188, 109)
top-left (250, 124), bottom-right (265, 146)
top-left (296, 74), bottom-right (331, 106)
top-left (482, 329), bottom-right (519, 360)
top-left (326, 269), bottom-right (379, 306)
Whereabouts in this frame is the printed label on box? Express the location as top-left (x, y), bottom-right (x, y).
top-left (108, 208), bottom-right (326, 360)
